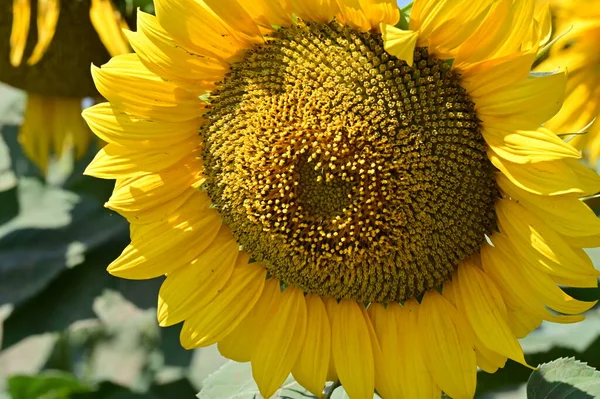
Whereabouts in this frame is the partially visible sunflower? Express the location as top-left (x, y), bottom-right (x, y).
top-left (83, 0), bottom-right (600, 398)
top-left (537, 0), bottom-right (600, 162)
top-left (0, 0), bottom-right (130, 173)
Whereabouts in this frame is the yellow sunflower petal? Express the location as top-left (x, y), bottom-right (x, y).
top-left (26, 0), bottom-right (59, 65)
top-left (476, 71), bottom-right (566, 130)
top-left (496, 199), bottom-right (600, 278)
top-left (178, 259), bottom-right (266, 349)
top-left (106, 155), bottom-right (202, 212)
top-left (508, 308), bottom-right (543, 339)
top-left (252, 287), bottom-right (307, 399)
top-left (153, 0), bottom-right (256, 61)
top-left (481, 236), bottom-right (585, 324)
top-left (125, 12), bottom-right (227, 93)
top-left (10, 0), bottom-right (31, 67)
top-left (410, 0), bottom-right (493, 59)
top-left (399, 300), bottom-right (441, 398)
top-left (489, 154), bottom-right (600, 196)
top-left (19, 95), bottom-right (89, 174)
top-left (484, 234), bottom-right (596, 317)
top-left (291, 295), bottom-right (331, 398)
top-left (82, 102), bottom-right (200, 149)
top-left (460, 51), bottom-right (535, 98)
top-left (533, 0), bottom-right (552, 46)
top-left (489, 0), bottom-right (536, 58)
top-left (85, 139), bottom-right (198, 179)
top-left (91, 54), bottom-right (204, 122)
top-left (157, 227), bottom-right (239, 326)
top-left (288, 0), bottom-right (339, 23)
top-left (107, 193), bottom-right (222, 279)
top-left (568, 158), bottom-right (600, 195)
top-left (512, 253), bottom-right (597, 315)
top-left (545, 71), bottom-right (599, 136)
top-left (418, 290), bottom-right (476, 399)
top-left (18, 95), bottom-right (50, 173)
top-left (217, 278), bottom-right (281, 362)
top-left (202, 0), bottom-right (263, 42)
top-left (335, 0), bottom-right (370, 31)
top-left (331, 299), bottom-right (375, 399)
top-left (454, 0), bottom-right (514, 65)
top-left (455, 260), bottom-right (529, 367)
top-left (442, 280), bottom-right (508, 374)
top-left (336, 0), bottom-right (399, 31)
top-left (367, 303), bottom-right (400, 398)
top-left (475, 347), bottom-right (508, 374)
top-left (380, 24), bottom-right (419, 66)
top-left (359, 0), bottom-right (400, 29)
top-left (585, 120), bottom-right (600, 164)
top-left (497, 174), bottom-right (600, 238)
top-left (89, 0), bottom-right (130, 57)
top-left (323, 296), bottom-right (338, 382)
top-left (237, 0), bottom-right (292, 28)
top-left (368, 302), bottom-right (440, 399)
top-left (359, 305), bottom-right (396, 399)
top-left (108, 174), bottom-right (201, 226)
top-left (561, 234), bottom-right (600, 250)
top-left (550, 272), bottom-right (599, 290)
top-left (484, 126), bottom-right (581, 164)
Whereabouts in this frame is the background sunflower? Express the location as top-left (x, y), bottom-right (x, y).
top-left (0, 0), bottom-right (133, 174)
top-left (0, 0), bottom-right (599, 398)
top-left (536, 0), bottom-right (600, 163)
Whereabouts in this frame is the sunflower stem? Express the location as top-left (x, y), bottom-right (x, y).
top-left (324, 381), bottom-right (341, 399)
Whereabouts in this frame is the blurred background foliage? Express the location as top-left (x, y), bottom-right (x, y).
top-left (0, 0), bottom-right (599, 398)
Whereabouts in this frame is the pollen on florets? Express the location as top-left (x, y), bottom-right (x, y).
top-left (201, 20), bottom-right (498, 303)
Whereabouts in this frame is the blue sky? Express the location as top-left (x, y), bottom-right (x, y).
top-left (397, 0), bottom-right (411, 7)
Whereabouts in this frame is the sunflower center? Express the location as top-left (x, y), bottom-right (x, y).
top-left (201, 20), bottom-right (498, 303)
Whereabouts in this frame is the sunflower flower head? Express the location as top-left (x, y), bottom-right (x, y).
top-left (536, 0), bottom-right (600, 163)
top-left (0, 0), bottom-right (130, 173)
top-left (83, 1), bottom-right (600, 398)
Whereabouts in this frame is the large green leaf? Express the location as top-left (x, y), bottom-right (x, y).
top-left (527, 358), bottom-right (600, 398)
top-left (0, 120), bottom-right (127, 313)
top-left (0, 178), bottom-right (127, 311)
top-left (198, 361), bottom-right (317, 399)
top-left (476, 309), bottom-right (600, 396)
top-left (330, 386), bottom-right (381, 399)
top-left (0, 133), bottom-right (17, 226)
top-left (8, 371), bottom-right (91, 399)
top-left (0, 239), bottom-right (160, 348)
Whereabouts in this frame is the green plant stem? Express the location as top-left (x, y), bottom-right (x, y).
top-left (324, 381), bottom-right (341, 399)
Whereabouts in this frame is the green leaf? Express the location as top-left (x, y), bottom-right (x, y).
top-left (527, 358), bottom-right (600, 398)
top-left (0, 178), bottom-right (127, 312)
top-left (476, 309), bottom-right (600, 396)
top-left (198, 361), bottom-right (317, 399)
top-left (0, 119), bottom-right (125, 314)
top-left (0, 83), bottom-right (26, 126)
top-left (1, 125), bottom-right (43, 180)
top-left (0, 134), bottom-right (18, 225)
top-left (150, 379), bottom-right (198, 398)
top-left (0, 240), bottom-right (160, 348)
top-left (8, 371), bottom-right (91, 399)
top-left (329, 386), bottom-right (381, 399)
top-left (395, 2), bottom-right (412, 30)
top-left (72, 381), bottom-right (160, 399)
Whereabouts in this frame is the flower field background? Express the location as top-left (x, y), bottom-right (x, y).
top-left (1, 0), bottom-right (600, 398)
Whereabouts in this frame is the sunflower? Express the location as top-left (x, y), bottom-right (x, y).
top-left (82, 0), bottom-right (600, 398)
top-left (0, 0), bottom-right (129, 173)
top-left (537, 0), bottom-right (600, 162)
